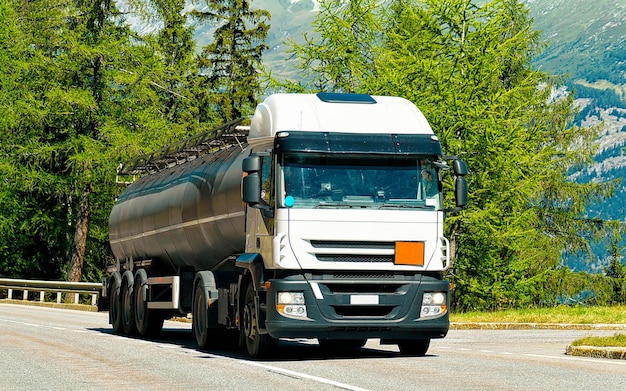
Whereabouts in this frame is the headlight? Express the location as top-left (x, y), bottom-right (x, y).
top-left (423, 292), bottom-right (445, 305)
top-left (421, 292), bottom-right (447, 318)
top-left (277, 291), bottom-right (307, 319)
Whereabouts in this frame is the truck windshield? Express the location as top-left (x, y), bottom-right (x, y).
top-left (280, 154), bottom-right (442, 210)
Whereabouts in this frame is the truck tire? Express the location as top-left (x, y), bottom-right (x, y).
top-left (193, 283), bottom-right (210, 349)
top-left (318, 339), bottom-right (367, 350)
top-left (398, 339), bottom-right (430, 356)
top-left (134, 269), bottom-right (163, 337)
top-left (242, 282), bottom-right (277, 358)
top-left (193, 283), bottom-right (239, 350)
top-left (121, 272), bottom-right (137, 336)
top-left (109, 272), bottom-right (123, 334)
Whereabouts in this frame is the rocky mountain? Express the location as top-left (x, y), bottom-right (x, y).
top-left (527, 0), bottom-right (626, 270)
top-left (530, 0), bottom-right (626, 183)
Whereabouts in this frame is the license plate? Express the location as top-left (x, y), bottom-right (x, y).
top-left (350, 295), bottom-right (379, 305)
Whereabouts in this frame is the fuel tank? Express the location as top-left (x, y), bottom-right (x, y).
top-left (108, 145), bottom-right (249, 271)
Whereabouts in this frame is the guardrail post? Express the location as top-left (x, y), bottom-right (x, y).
top-left (0, 278), bottom-right (101, 307)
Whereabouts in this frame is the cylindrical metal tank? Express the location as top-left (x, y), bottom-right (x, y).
top-left (109, 145), bottom-right (249, 271)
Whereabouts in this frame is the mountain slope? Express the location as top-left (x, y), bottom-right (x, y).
top-left (529, 0), bottom-right (626, 85)
top-left (528, 0), bottom-right (626, 269)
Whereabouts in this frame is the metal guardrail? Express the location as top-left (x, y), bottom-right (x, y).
top-left (0, 278), bottom-right (102, 306)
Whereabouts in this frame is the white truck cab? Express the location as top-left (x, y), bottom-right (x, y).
top-left (241, 92), bottom-right (468, 356)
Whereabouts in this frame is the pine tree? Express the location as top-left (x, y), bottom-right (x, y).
top-left (286, 0), bottom-right (381, 92)
top-left (0, 0), bottom-right (48, 278)
top-left (0, 0), bottom-right (197, 282)
top-left (191, 0), bottom-right (270, 121)
top-left (604, 231), bottom-right (626, 304)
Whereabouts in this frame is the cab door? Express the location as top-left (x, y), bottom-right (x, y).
top-left (244, 152), bottom-right (275, 262)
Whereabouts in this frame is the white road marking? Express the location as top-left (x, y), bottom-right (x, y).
top-left (523, 353), bottom-right (626, 366)
top-left (202, 352), bottom-right (371, 391)
top-left (436, 345), bottom-right (626, 366)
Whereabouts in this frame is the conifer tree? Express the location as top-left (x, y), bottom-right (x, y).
top-left (287, 0), bottom-right (381, 92)
top-left (13, 0), bottom-right (141, 283)
top-left (0, 0), bottom-right (52, 278)
top-left (0, 0), bottom-right (194, 282)
top-left (192, 0), bottom-right (270, 121)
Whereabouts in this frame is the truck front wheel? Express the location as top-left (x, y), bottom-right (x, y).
top-left (398, 339), bottom-right (430, 356)
top-left (318, 339), bottom-right (367, 350)
top-left (242, 282), bottom-right (276, 358)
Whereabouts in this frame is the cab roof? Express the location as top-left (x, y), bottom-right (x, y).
top-left (248, 93), bottom-right (434, 145)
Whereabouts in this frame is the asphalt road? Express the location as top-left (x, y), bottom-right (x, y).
top-left (1, 303), bottom-right (625, 390)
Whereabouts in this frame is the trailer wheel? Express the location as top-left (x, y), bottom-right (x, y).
top-left (134, 269), bottom-right (163, 337)
top-left (109, 272), bottom-right (123, 334)
top-left (121, 272), bottom-right (137, 336)
top-left (242, 282), bottom-right (276, 358)
top-left (397, 339), bottom-right (430, 356)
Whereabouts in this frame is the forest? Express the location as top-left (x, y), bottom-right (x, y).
top-left (0, 0), bottom-right (624, 311)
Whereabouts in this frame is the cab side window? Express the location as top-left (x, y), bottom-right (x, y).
top-left (260, 155), bottom-right (273, 204)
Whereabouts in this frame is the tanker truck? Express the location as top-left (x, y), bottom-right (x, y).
top-left (102, 92), bottom-right (468, 358)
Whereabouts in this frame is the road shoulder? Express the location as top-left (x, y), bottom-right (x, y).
top-left (451, 322), bottom-right (626, 360)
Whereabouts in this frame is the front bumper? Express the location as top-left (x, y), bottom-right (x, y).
top-left (264, 273), bottom-right (449, 340)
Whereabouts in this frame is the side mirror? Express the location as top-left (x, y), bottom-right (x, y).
top-left (454, 159), bottom-right (468, 208)
top-left (242, 173), bottom-right (262, 205)
top-left (241, 155), bottom-right (271, 216)
top-left (242, 156), bottom-right (261, 206)
top-left (242, 155), bottom-right (261, 174)
top-left (444, 158), bottom-right (468, 214)
top-left (455, 176), bottom-right (468, 208)
top-left (453, 159), bottom-right (468, 176)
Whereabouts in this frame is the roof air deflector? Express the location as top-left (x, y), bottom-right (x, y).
top-left (316, 92), bottom-right (377, 104)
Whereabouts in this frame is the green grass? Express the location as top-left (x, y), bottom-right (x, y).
top-left (450, 305), bottom-right (626, 324)
top-left (450, 306), bottom-right (626, 349)
top-left (571, 334), bottom-right (626, 347)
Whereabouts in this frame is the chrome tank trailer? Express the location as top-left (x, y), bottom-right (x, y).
top-left (108, 145), bottom-right (249, 271)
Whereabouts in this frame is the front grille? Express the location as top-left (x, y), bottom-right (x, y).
top-left (324, 283), bottom-right (401, 294)
top-left (316, 254), bottom-right (394, 263)
top-left (325, 272), bottom-right (398, 279)
top-left (310, 240), bottom-right (394, 250)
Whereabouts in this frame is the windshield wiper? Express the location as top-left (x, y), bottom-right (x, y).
top-left (314, 202), bottom-right (372, 209)
top-left (378, 203), bottom-right (434, 209)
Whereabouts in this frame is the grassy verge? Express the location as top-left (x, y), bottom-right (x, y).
top-left (449, 305), bottom-right (626, 324)
top-left (451, 306), bottom-right (626, 353)
top-left (571, 334), bottom-right (626, 347)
